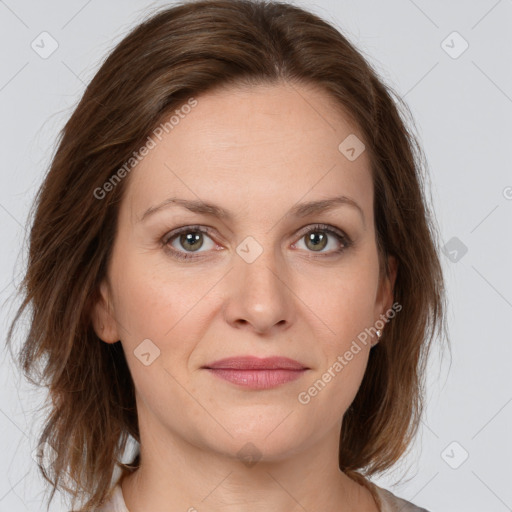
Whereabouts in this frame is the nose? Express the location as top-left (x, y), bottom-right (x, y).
top-left (222, 241), bottom-right (295, 335)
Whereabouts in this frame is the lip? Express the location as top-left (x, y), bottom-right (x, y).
top-left (203, 356), bottom-right (308, 370)
top-left (202, 357), bottom-right (309, 390)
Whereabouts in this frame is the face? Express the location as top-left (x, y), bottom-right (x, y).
top-left (92, 82), bottom-right (396, 462)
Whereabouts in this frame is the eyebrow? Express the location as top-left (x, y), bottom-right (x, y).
top-left (138, 195), bottom-right (365, 226)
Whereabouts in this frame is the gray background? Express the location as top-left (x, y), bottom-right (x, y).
top-left (0, 0), bottom-right (511, 511)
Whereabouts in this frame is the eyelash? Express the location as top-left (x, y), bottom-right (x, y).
top-left (161, 223), bottom-right (352, 261)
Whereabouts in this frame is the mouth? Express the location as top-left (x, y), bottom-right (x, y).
top-left (202, 356), bottom-right (309, 390)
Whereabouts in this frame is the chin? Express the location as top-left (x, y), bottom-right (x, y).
top-left (204, 423), bottom-right (306, 463)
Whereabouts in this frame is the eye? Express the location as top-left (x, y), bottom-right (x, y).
top-left (293, 223), bottom-right (351, 256)
top-left (162, 225), bottom-right (217, 260)
top-left (162, 223), bottom-right (352, 262)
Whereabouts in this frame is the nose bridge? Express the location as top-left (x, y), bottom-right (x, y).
top-left (223, 233), bottom-right (293, 332)
top-left (236, 233), bottom-right (284, 295)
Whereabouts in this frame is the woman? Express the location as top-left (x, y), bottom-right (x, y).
top-left (6, 0), bottom-right (447, 510)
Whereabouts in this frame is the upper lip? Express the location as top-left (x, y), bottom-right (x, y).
top-left (203, 356), bottom-right (308, 370)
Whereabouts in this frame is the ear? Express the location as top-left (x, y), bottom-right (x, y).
top-left (374, 254), bottom-right (398, 319)
top-left (90, 279), bottom-right (120, 344)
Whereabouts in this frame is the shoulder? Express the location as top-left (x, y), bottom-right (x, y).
top-left (347, 470), bottom-right (431, 512)
top-left (371, 483), bottom-right (431, 512)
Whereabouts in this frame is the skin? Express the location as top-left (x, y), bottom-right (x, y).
top-left (92, 81), bottom-right (397, 512)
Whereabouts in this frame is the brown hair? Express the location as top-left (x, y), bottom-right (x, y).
top-left (5, 0), bottom-right (448, 510)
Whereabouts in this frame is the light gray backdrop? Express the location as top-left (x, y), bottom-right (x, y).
top-left (0, 1), bottom-right (511, 511)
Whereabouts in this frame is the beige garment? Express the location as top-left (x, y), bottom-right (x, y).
top-left (96, 477), bottom-right (430, 512)
top-left (350, 471), bottom-right (431, 512)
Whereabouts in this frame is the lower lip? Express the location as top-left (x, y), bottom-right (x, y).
top-left (205, 369), bottom-right (307, 389)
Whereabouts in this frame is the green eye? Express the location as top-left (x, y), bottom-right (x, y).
top-left (162, 223), bottom-right (352, 262)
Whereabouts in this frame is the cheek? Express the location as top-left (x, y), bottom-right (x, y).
top-left (111, 264), bottom-right (206, 422)
top-left (302, 263), bottom-right (379, 347)
top-left (110, 240), bottom-right (200, 335)
top-left (110, 252), bottom-right (226, 387)
top-left (295, 259), bottom-right (378, 411)
top-left (297, 335), bottom-right (370, 430)
top-left (107, 251), bottom-right (192, 369)
top-left (299, 284), bottom-right (375, 422)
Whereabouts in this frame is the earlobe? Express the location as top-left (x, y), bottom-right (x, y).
top-left (90, 279), bottom-right (120, 343)
top-left (372, 256), bottom-right (398, 347)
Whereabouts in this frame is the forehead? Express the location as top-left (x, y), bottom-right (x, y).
top-left (123, 82), bottom-right (373, 224)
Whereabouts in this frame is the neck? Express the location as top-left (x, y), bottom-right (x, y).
top-left (120, 418), bottom-right (378, 512)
